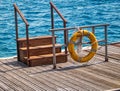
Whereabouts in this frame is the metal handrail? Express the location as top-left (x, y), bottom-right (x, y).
top-left (50, 2), bottom-right (68, 69)
top-left (50, 2), bottom-right (67, 23)
top-left (50, 24), bottom-right (109, 69)
top-left (13, 4), bottom-right (29, 26)
top-left (13, 3), bottom-right (30, 65)
top-left (50, 24), bottom-right (110, 31)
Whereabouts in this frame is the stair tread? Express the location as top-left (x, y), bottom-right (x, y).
top-left (17, 36), bottom-right (55, 41)
top-left (20, 44), bottom-right (62, 50)
top-left (25, 52), bottom-right (66, 60)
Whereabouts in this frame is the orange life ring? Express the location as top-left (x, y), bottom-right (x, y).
top-left (68, 30), bottom-right (98, 62)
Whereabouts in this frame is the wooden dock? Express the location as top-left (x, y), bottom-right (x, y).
top-left (0, 43), bottom-right (120, 91)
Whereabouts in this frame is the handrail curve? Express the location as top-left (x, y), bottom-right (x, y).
top-left (14, 3), bottom-right (30, 65)
top-left (13, 4), bottom-right (29, 26)
top-left (50, 2), bottom-right (67, 23)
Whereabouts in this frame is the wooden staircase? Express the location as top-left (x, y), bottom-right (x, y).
top-left (14, 2), bottom-right (68, 67)
top-left (17, 36), bottom-right (67, 66)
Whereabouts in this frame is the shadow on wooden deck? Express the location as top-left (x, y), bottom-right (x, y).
top-left (0, 43), bottom-right (119, 91)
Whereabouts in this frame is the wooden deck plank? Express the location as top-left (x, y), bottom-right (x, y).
top-left (0, 80), bottom-right (14, 91)
top-left (108, 60), bottom-right (120, 66)
top-left (16, 69), bottom-right (56, 91)
top-left (56, 57), bottom-right (120, 89)
top-left (21, 67), bottom-right (68, 91)
top-left (96, 45), bottom-right (120, 60)
top-left (30, 74), bottom-right (67, 91)
top-left (85, 45), bottom-right (120, 60)
top-left (0, 43), bottom-right (119, 91)
top-left (22, 66), bottom-right (86, 90)
top-left (57, 64), bottom-right (113, 90)
top-left (31, 66), bottom-right (100, 91)
top-left (0, 57), bottom-right (119, 91)
top-left (0, 63), bottom-right (43, 91)
top-left (27, 61), bottom-right (109, 89)
top-left (91, 62), bottom-right (120, 74)
top-left (78, 70), bottom-right (120, 88)
top-left (33, 73), bottom-right (78, 91)
top-left (30, 73), bottom-right (68, 91)
top-left (1, 60), bottom-right (56, 91)
top-left (0, 60), bottom-right (54, 91)
top-left (0, 75), bottom-right (24, 91)
top-left (0, 60), bottom-right (39, 91)
top-left (1, 73), bottom-right (36, 91)
top-left (110, 42), bottom-right (120, 47)
top-left (24, 67), bottom-right (78, 91)
top-left (45, 73), bottom-right (87, 90)
top-left (5, 55), bottom-right (120, 90)
top-left (0, 87), bottom-right (4, 91)
top-left (33, 71), bottom-right (84, 90)
top-left (81, 65), bottom-right (120, 86)
top-left (0, 59), bottom-right (118, 90)
top-left (105, 88), bottom-right (120, 91)
top-left (7, 71), bottom-right (46, 91)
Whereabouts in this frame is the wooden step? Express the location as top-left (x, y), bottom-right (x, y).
top-left (24, 53), bottom-right (67, 67)
top-left (19, 44), bottom-right (62, 61)
top-left (17, 36), bottom-right (56, 48)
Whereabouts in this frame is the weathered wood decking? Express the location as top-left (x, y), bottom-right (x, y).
top-left (0, 43), bottom-right (120, 91)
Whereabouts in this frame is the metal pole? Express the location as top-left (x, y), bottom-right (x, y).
top-left (105, 25), bottom-right (108, 62)
top-left (50, 4), bottom-right (56, 69)
top-left (13, 4), bottom-right (29, 26)
top-left (26, 25), bottom-right (30, 66)
top-left (14, 7), bottom-right (20, 61)
top-left (51, 4), bottom-right (54, 29)
top-left (50, 27), bottom-right (76, 31)
top-left (49, 24), bottom-right (109, 31)
top-left (64, 22), bottom-right (67, 54)
top-left (92, 27), bottom-right (95, 34)
top-left (52, 31), bottom-right (56, 69)
top-left (50, 2), bottom-right (67, 23)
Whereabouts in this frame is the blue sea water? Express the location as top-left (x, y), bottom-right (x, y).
top-left (0, 0), bottom-right (120, 58)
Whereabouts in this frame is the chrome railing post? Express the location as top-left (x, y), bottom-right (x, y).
top-left (52, 31), bottom-right (56, 69)
top-left (63, 21), bottom-right (68, 56)
top-left (26, 25), bottom-right (30, 66)
top-left (13, 3), bottom-right (30, 64)
top-left (92, 26), bottom-right (95, 34)
top-left (105, 25), bottom-right (108, 62)
top-left (14, 5), bottom-right (20, 61)
top-left (51, 4), bottom-right (54, 29)
top-left (50, 24), bottom-right (109, 64)
top-left (50, 2), bottom-right (68, 69)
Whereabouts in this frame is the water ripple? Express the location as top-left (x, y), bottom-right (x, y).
top-left (0, 0), bottom-right (120, 57)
